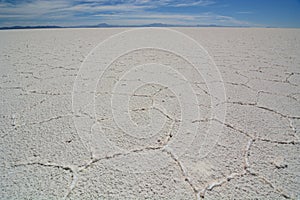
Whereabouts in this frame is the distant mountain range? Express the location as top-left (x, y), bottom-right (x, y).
top-left (0, 23), bottom-right (252, 30)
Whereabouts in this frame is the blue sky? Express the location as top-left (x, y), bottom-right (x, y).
top-left (0, 0), bottom-right (299, 27)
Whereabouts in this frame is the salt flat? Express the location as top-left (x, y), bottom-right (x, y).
top-left (0, 28), bottom-right (299, 199)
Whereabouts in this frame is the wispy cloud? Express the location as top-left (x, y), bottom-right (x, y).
top-left (171, 0), bottom-right (215, 7)
top-left (0, 0), bottom-right (257, 27)
top-left (94, 12), bottom-right (255, 26)
top-left (237, 11), bottom-right (253, 14)
top-left (0, 0), bottom-right (70, 16)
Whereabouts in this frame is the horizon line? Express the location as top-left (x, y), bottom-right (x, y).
top-left (0, 23), bottom-right (288, 30)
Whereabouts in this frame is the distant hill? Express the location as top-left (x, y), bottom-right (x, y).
top-left (0, 25), bottom-right (62, 30)
top-left (0, 23), bottom-right (250, 30)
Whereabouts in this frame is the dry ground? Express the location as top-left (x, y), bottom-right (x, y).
top-left (0, 28), bottom-right (299, 199)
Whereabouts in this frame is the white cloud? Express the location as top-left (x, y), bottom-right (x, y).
top-left (172, 0), bottom-right (215, 7)
top-left (0, 0), bottom-right (257, 27)
top-left (94, 12), bottom-right (256, 26)
top-left (59, 4), bottom-right (153, 12)
top-left (0, 0), bottom-right (215, 16)
top-left (237, 11), bottom-right (253, 14)
top-left (0, 0), bottom-right (70, 16)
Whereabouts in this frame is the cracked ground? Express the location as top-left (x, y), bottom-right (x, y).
top-left (0, 28), bottom-right (300, 199)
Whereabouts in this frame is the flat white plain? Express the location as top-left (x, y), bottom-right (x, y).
top-left (0, 28), bottom-right (299, 199)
